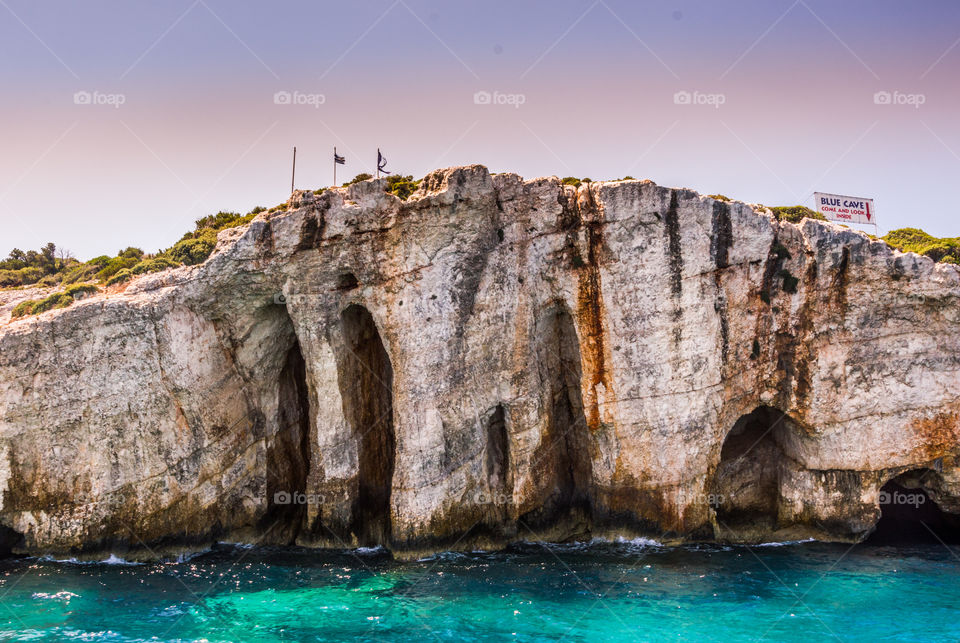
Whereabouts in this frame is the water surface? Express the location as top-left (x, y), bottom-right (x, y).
top-left (2, 540), bottom-right (957, 641)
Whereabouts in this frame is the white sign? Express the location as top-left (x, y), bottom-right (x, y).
top-left (814, 192), bottom-right (876, 225)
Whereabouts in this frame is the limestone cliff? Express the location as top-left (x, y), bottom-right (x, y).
top-left (1, 165), bottom-right (958, 559)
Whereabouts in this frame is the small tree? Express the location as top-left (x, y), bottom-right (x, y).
top-left (344, 173), bottom-right (373, 186)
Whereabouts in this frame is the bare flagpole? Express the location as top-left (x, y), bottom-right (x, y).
top-left (291, 146), bottom-right (297, 194)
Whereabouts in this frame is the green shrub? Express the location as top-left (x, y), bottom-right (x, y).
top-left (95, 256), bottom-right (139, 282)
top-left (166, 229), bottom-right (217, 266)
top-left (131, 256), bottom-right (179, 275)
top-left (31, 292), bottom-right (73, 315)
top-left (562, 177), bottom-right (581, 188)
top-left (344, 173), bottom-right (373, 186)
top-left (189, 211), bottom-right (254, 234)
top-left (64, 283), bottom-right (98, 298)
top-left (60, 263), bottom-right (100, 285)
top-left (249, 205), bottom-right (267, 214)
top-left (106, 269), bottom-right (133, 286)
top-left (118, 247), bottom-right (144, 260)
top-left (709, 194), bottom-right (731, 202)
top-left (883, 228), bottom-right (960, 263)
top-left (385, 175), bottom-right (419, 200)
top-left (86, 255), bottom-right (112, 267)
top-left (769, 206), bottom-right (827, 223)
top-left (0, 266), bottom-right (44, 287)
top-left (11, 300), bottom-right (36, 317)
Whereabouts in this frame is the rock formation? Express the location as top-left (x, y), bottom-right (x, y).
top-left (1, 165), bottom-right (959, 559)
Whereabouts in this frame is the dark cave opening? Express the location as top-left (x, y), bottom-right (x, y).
top-left (520, 305), bottom-right (593, 538)
top-left (265, 339), bottom-right (312, 541)
top-left (711, 406), bottom-right (789, 533)
top-left (485, 403), bottom-right (510, 495)
top-left (0, 524), bottom-right (24, 558)
top-left (866, 470), bottom-right (960, 545)
top-left (339, 304), bottom-right (395, 547)
top-left (336, 272), bottom-right (359, 291)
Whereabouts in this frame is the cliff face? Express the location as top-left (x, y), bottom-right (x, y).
top-left (1, 165), bottom-right (959, 559)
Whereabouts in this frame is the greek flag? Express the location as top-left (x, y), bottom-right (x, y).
top-left (377, 149), bottom-right (391, 175)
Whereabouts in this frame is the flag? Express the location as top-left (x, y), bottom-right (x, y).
top-left (334, 148), bottom-right (345, 165)
top-left (377, 148), bottom-right (391, 175)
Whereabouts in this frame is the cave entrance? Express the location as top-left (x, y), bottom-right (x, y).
top-left (339, 305), bottom-right (395, 547)
top-left (711, 406), bottom-right (791, 534)
top-left (0, 524), bottom-right (23, 558)
top-left (485, 403), bottom-right (509, 494)
top-left (265, 339), bottom-right (312, 542)
top-left (520, 304), bottom-right (593, 539)
top-left (866, 469), bottom-right (960, 545)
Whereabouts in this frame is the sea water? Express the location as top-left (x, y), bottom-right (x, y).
top-left (2, 540), bottom-right (958, 641)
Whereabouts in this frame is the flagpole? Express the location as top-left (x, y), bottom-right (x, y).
top-left (333, 146), bottom-right (337, 187)
top-left (291, 146), bottom-right (297, 194)
top-left (376, 148), bottom-right (379, 179)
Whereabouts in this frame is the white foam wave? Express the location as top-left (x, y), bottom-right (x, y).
top-left (754, 538), bottom-right (816, 547)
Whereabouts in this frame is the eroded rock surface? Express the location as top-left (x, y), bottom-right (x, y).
top-left (1, 165), bottom-right (958, 558)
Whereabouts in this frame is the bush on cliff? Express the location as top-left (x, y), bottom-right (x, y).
top-left (385, 175), bottom-right (420, 200)
top-left (10, 282), bottom-right (101, 318)
top-left (131, 256), bottom-right (180, 275)
top-left (106, 269), bottom-right (133, 286)
top-left (165, 231), bottom-right (217, 266)
top-left (95, 255), bottom-right (140, 281)
top-left (159, 210), bottom-right (256, 266)
top-left (10, 300), bottom-right (36, 317)
top-left (0, 266), bottom-right (43, 288)
top-left (0, 243), bottom-right (77, 288)
top-left (883, 228), bottom-right (960, 263)
top-left (344, 173), bottom-right (373, 186)
top-left (64, 283), bottom-right (98, 298)
top-left (769, 206), bottom-right (827, 223)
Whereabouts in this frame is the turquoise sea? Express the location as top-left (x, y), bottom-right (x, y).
top-left (2, 540), bottom-right (958, 642)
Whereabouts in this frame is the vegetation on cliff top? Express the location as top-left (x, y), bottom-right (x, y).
top-left (882, 228), bottom-right (960, 264)
top-left (342, 173), bottom-right (421, 200)
top-left (767, 205), bottom-right (828, 223)
top-left (6, 209), bottom-right (262, 317)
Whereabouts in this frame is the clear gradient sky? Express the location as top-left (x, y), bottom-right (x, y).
top-left (2, 0), bottom-right (959, 259)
